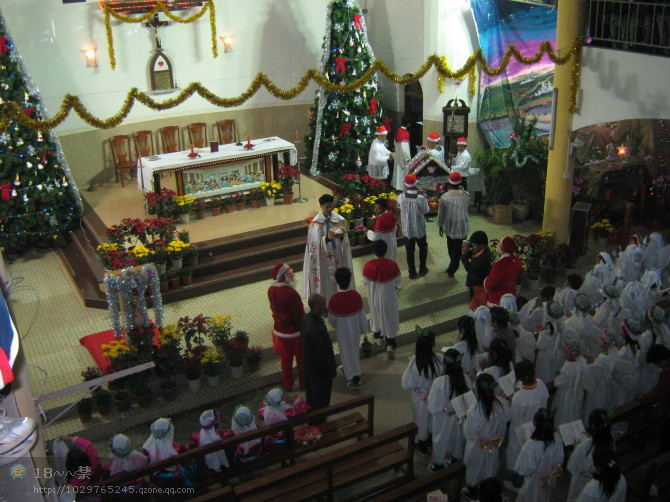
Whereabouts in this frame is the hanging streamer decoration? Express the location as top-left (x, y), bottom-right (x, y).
top-left (100, 0), bottom-right (218, 71)
top-left (103, 263), bottom-right (164, 338)
top-left (0, 38), bottom-right (583, 133)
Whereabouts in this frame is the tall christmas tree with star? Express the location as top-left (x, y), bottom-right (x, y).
top-left (305, 0), bottom-right (388, 175)
top-left (0, 11), bottom-right (81, 256)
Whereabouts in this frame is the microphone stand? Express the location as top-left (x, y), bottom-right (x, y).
top-left (293, 139), bottom-right (308, 203)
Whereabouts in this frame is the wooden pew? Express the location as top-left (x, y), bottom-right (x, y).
top-left (100, 394), bottom-right (374, 500)
top-left (626, 450), bottom-right (670, 502)
top-left (371, 461), bottom-right (465, 502)
top-left (191, 423), bottom-right (417, 502)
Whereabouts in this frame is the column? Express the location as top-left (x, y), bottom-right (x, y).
top-left (542, 0), bottom-right (583, 243)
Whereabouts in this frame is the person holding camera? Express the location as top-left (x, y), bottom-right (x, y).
top-left (437, 172), bottom-right (470, 278)
top-left (461, 231), bottom-right (493, 309)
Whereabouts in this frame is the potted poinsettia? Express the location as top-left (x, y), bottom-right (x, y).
top-left (246, 346), bottom-right (262, 372)
top-left (77, 398), bottom-right (94, 423)
top-left (225, 338), bottom-right (247, 378)
top-left (278, 165), bottom-right (300, 204)
top-left (248, 189), bottom-right (263, 209)
top-left (201, 347), bottom-right (223, 387)
top-left (93, 390), bottom-right (112, 416)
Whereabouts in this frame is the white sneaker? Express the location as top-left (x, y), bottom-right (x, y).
top-left (386, 346), bottom-right (395, 360)
top-left (0, 416), bottom-right (36, 455)
top-left (503, 480), bottom-right (520, 494)
top-left (0, 430), bottom-right (37, 465)
top-left (337, 365), bottom-right (345, 377)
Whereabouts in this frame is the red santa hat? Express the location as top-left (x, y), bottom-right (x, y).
top-left (448, 172), bottom-right (462, 185)
top-left (500, 236), bottom-right (516, 255)
top-left (375, 126), bottom-right (388, 136)
top-left (427, 132), bottom-right (440, 143)
top-left (456, 137), bottom-right (468, 145)
top-left (271, 263), bottom-right (289, 282)
top-left (404, 173), bottom-right (417, 187)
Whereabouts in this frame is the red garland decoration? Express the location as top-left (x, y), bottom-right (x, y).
top-left (353, 14), bottom-right (363, 30)
top-left (339, 123), bottom-right (352, 138)
top-left (335, 57), bottom-right (348, 73)
top-left (1, 183), bottom-right (12, 202)
top-left (369, 98), bottom-right (379, 115)
top-left (0, 36), bottom-right (7, 56)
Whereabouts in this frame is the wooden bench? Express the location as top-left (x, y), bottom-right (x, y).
top-left (371, 461), bottom-right (465, 502)
top-left (611, 397), bottom-right (669, 456)
top-left (626, 450), bottom-right (670, 502)
top-left (100, 394), bottom-right (374, 500)
top-left (192, 423), bottom-right (418, 502)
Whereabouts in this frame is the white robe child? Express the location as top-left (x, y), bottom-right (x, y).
top-left (552, 357), bottom-right (587, 426)
top-left (427, 374), bottom-right (472, 464)
top-left (638, 329), bottom-right (663, 392)
top-left (582, 350), bottom-right (619, 422)
top-left (328, 289), bottom-right (368, 381)
top-left (519, 299), bottom-right (546, 333)
top-left (567, 438), bottom-right (598, 502)
top-left (474, 306), bottom-right (494, 351)
top-left (302, 211), bottom-right (353, 301)
top-left (514, 433), bottom-right (564, 502)
top-left (362, 258), bottom-right (401, 340)
top-left (463, 399), bottom-right (511, 487)
top-left (576, 476), bottom-right (627, 502)
top-left (401, 356), bottom-right (443, 442)
top-left (567, 312), bottom-right (603, 359)
top-left (512, 322), bottom-right (537, 363)
top-left (594, 298), bottom-right (628, 334)
top-left (452, 340), bottom-right (479, 376)
top-left (614, 345), bottom-right (640, 407)
top-left (506, 379), bottom-right (550, 469)
top-left (535, 328), bottom-right (558, 384)
top-left (368, 138), bottom-right (391, 180)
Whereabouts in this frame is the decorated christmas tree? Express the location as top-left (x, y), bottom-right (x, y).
top-left (305, 0), bottom-right (387, 175)
top-left (0, 11), bottom-right (81, 255)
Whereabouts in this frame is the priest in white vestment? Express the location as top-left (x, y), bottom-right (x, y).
top-left (362, 240), bottom-right (401, 358)
top-left (391, 120), bottom-right (411, 190)
top-left (302, 194), bottom-right (353, 302)
top-left (367, 126), bottom-right (391, 180)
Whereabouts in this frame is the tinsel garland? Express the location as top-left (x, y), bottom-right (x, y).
top-left (0, 38), bottom-right (583, 132)
top-left (504, 149), bottom-right (538, 169)
top-left (0, 7), bottom-right (83, 214)
top-left (103, 263), bottom-right (164, 337)
top-left (100, 0), bottom-right (217, 70)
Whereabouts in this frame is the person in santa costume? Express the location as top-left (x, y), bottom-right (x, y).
top-left (391, 117), bottom-right (411, 190)
top-left (449, 137), bottom-right (471, 190)
top-left (367, 125), bottom-right (391, 180)
top-left (423, 131), bottom-right (445, 163)
top-left (437, 172), bottom-right (470, 278)
top-left (302, 193), bottom-right (354, 302)
top-left (397, 173), bottom-right (430, 279)
top-left (268, 263), bottom-right (305, 391)
top-left (368, 198), bottom-right (398, 262)
top-left (328, 267), bottom-right (369, 389)
top-left (362, 240), bottom-right (401, 359)
top-left (484, 237), bottom-right (523, 306)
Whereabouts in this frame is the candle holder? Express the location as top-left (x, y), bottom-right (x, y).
top-left (293, 150), bottom-right (308, 204)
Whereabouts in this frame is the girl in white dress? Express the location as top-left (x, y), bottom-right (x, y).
top-left (401, 328), bottom-right (443, 456)
top-left (567, 409), bottom-right (615, 501)
top-left (535, 301), bottom-right (565, 384)
top-left (519, 286), bottom-right (555, 332)
top-left (621, 281), bottom-right (645, 325)
top-left (594, 285), bottom-right (628, 334)
top-left (427, 349), bottom-right (472, 471)
top-left (576, 450), bottom-right (627, 502)
top-left (552, 340), bottom-right (587, 426)
top-left (640, 270), bottom-right (664, 310)
top-left (474, 305), bottom-right (494, 351)
top-left (616, 319), bottom-right (642, 406)
top-left (509, 310), bottom-right (536, 363)
top-left (462, 373), bottom-right (511, 500)
top-left (480, 338), bottom-right (514, 385)
top-left (500, 293), bottom-right (517, 311)
top-left (567, 293), bottom-right (603, 358)
top-left (453, 315), bottom-right (480, 376)
top-left (638, 306), bottom-right (668, 392)
top-left (506, 360), bottom-right (549, 472)
top-left (643, 231), bottom-right (670, 280)
top-left (514, 408), bottom-right (564, 502)
top-left (582, 330), bottom-right (623, 421)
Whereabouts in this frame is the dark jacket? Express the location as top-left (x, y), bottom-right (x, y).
top-left (461, 247), bottom-right (493, 288)
top-left (301, 312), bottom-right (337, 380)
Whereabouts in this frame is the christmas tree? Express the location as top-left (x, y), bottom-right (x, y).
top-left (305, 0), bottom-right (387, 175)
top-left (0, 11), bottom-right (81, 256)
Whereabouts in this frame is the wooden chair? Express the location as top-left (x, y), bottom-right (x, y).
top-left (216, 119), bottom-right (237, 144)
top-left (159, 126), bottom-right (181, 153)
top-left (109, 135), bottom-right (135, 187)
top-left (132, 130), bottom-right (154, 158)
top-left (187, 122), bottom-right (208, 148)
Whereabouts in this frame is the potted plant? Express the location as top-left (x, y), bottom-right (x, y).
top-left (180, 267), bottom-right (193, 286)
top-left (154, 325), bottom-right (182, 401)
top-left (183, 245), bottom-right (198, 266)
top-left (77, 398), bottom-right (94, 423)
top-left (159, 272), bottom-right (169, 292)
top-left (210, 198), bottom-right (222, 216)
top-left (81, 366), bottom-right (102, 383)
top-left (591, 219), bottom-right (615, 247)
top-left (201, 347), bottom-right (222, 387)
top-left (348, 230), bottom-right (358, 246)
top-left (166, 239), bottom-right (188, 270)
top-left (112, 389), bottom-right (132, 412)
top-left (175, 195), bottom-right (196, 224)
top-left (234, 330), bottom-right (250, 350)
top-left (223, 197), bottom-right (235, 213)
top-left (168, 270), bottom-right (181, 289)
top-left (248, 189), bottom-right (263, 209)
top-left (132, 381), bottom-right (153, 409)
top-left (235, 193), bottom-right (246, 211)
top-left (260, 181), bottom-right (281, 206)
top-left (278, 165), bottom-right (300, 204)
top-left (93, 390), bottom-right (112, 416)
top-left (354, 225), bottom-right (367, 244)
top-left (177, 230), bottom-right (190, 243)
top-left (196, 199), bottom-right (207, 220)
top-left (246, 345), bottom-right (262, 372)
top-left (184, 353), bottom-right (202, 392)
top-left (206, 315), bottom-right (232, 352)
top-left (153, 247), bottom-right (168, 274)
top-left (225, 339), bottom-right (247, 378)
top-left (159, 379), bottom-right (177, 402)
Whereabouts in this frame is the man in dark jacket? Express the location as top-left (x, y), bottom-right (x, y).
top-left (301, 293), bottom-right (337, 412)
top-left (460, 230), bottom-right (492, 308)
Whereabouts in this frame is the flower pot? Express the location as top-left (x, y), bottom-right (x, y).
top-left (181, 274), bottom-right (192, 286)
top-left (230, 365), bottom-right (243, 379)
top-left (135, 390), bottom-right (153, 409)
top-left (160, 380), bottom-right (177, 402)
top-left (170, 258), bottom-right (183, 271)
top-left (266, 197), bottom-right (275, 206)
top-left (525, 276), bottom-right (541, 291)
top-left (225, 204), bottom-right (235, 213)
top-left (169, 277), bottom-right (180, 289)
top-left (196, 210), bottom-right (206, 220)
top-left (353, 218), bottom-right (364, 228)
top-left (283, 192), bottom-right (294, 205)
top-left (79, 411), bottom-right (92, 424)
top-left (184, 255), bottom-right (198, 266)
top-left (95, 401), bottom-right (112, 416)
top-left (186, 376), bottom-right (202, 392)
top-left (113, 393), bottom-right (132, 413)
top-left (160, 280), bottom-right (169, 293)
top-left (211, 207), bottom-right (221, 216)
top-left (511, 201), bottom-right (530, 222)
top-left (155, 262), bottom-right (167, 274)
top-left (350, 235), bottom-right (359, 246)
top-left (486, 205), bottom-right (495, 217)
top-left (597, 236), bottom-right (608, 247)
top-left (251, 200), bottom-right (261, 209)
top-left (206, 373), bottom-right (221, 387)
top-left (179, 213), bottom-right (191, 224)
top-left (248, 361), bottom-right (260, 373)
top-left (236, 202), bottom-right (246, 211)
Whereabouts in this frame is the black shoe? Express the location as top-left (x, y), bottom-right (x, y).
top-left (373, 331), bottom-right (382, 340)
top-left (428, 463), bottom-right (444, 472)
top-left (409, 272), bottom-right (417, 279)
top-left (447, 272), bottom-right (455, 279)
top-left (418, 268), bottom-right (429, 276)
top-left (417, 444), bottom-right (430, 456)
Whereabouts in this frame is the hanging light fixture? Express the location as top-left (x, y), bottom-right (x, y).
top-left (80, 46), bottom-right (97, 67)
top-left (219, 34), bottom-right (234, 53)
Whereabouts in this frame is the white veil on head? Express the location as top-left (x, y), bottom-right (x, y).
top-left (640, 270), bottom-right (663, 308)
top-left (231, 405), bottom-right (261, 454)
top-left (109, 434), bottom-right (147, 477)
top-left (198, 410), bottom-right (229, 471)
top-left (499, 294), bottom-right (517, 312)
top-left (143, 418), bottom-right (177, 463)
top-left (616, 243), bottom-right (644, 283)
top-left (262, 388), bottom-right (292, 425)
top-left (621, 281), bottom-right (645, 322)
top-left (474, 306), bottom-right (493, 349)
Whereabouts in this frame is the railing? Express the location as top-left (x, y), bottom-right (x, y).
top-left (586, 0), bottom-right (670, 54)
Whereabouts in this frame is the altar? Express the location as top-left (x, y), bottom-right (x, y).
top-left (137, 136), bottom-right (298, 198)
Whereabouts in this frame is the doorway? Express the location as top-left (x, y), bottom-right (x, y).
top-left (404, 80), bottom-right (423, 158)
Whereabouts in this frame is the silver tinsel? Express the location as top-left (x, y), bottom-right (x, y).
top-left (0, 6), bottom-right (83, 214)
top-left (103, 264), bottom-right (164, 338)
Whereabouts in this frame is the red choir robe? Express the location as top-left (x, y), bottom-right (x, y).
top-left (328, 289), bottom-right (369, 380)
top-left (362, 258), bottom-right (401, 339)
top-left (370, 211), bottom-right (398, 262)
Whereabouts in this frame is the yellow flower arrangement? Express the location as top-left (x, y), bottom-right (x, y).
top-left (157, 324), bottom-right (183, 346)
top-left (175, 195), bottom-right (196, 207)
top-left (591, 219), bottom-right (615, 237)
top-left (166, 239), bottom-right (189, 259)
top-left (200, 346), bottom-right (221, 365)
top-left (130, 243), bottom-right (154, 259)
top-left (96, 243), bottom-right (119, 253)
top-left (101, 339), bottom-right (133, 360)
top-left (207, 315), bottom-right (232, 347)
top-left (259, 181), bottom-right (282, 198)
top-left (334, 203), bottom-right (354, 216)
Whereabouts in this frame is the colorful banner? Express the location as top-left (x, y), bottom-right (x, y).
top-left (471, 0), bottom-right (557, 147)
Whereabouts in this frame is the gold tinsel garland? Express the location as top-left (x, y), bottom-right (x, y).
top-left (0, 38), bottom-right (582, 131)
top-left (100, 0), bottom-right (217, 70)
